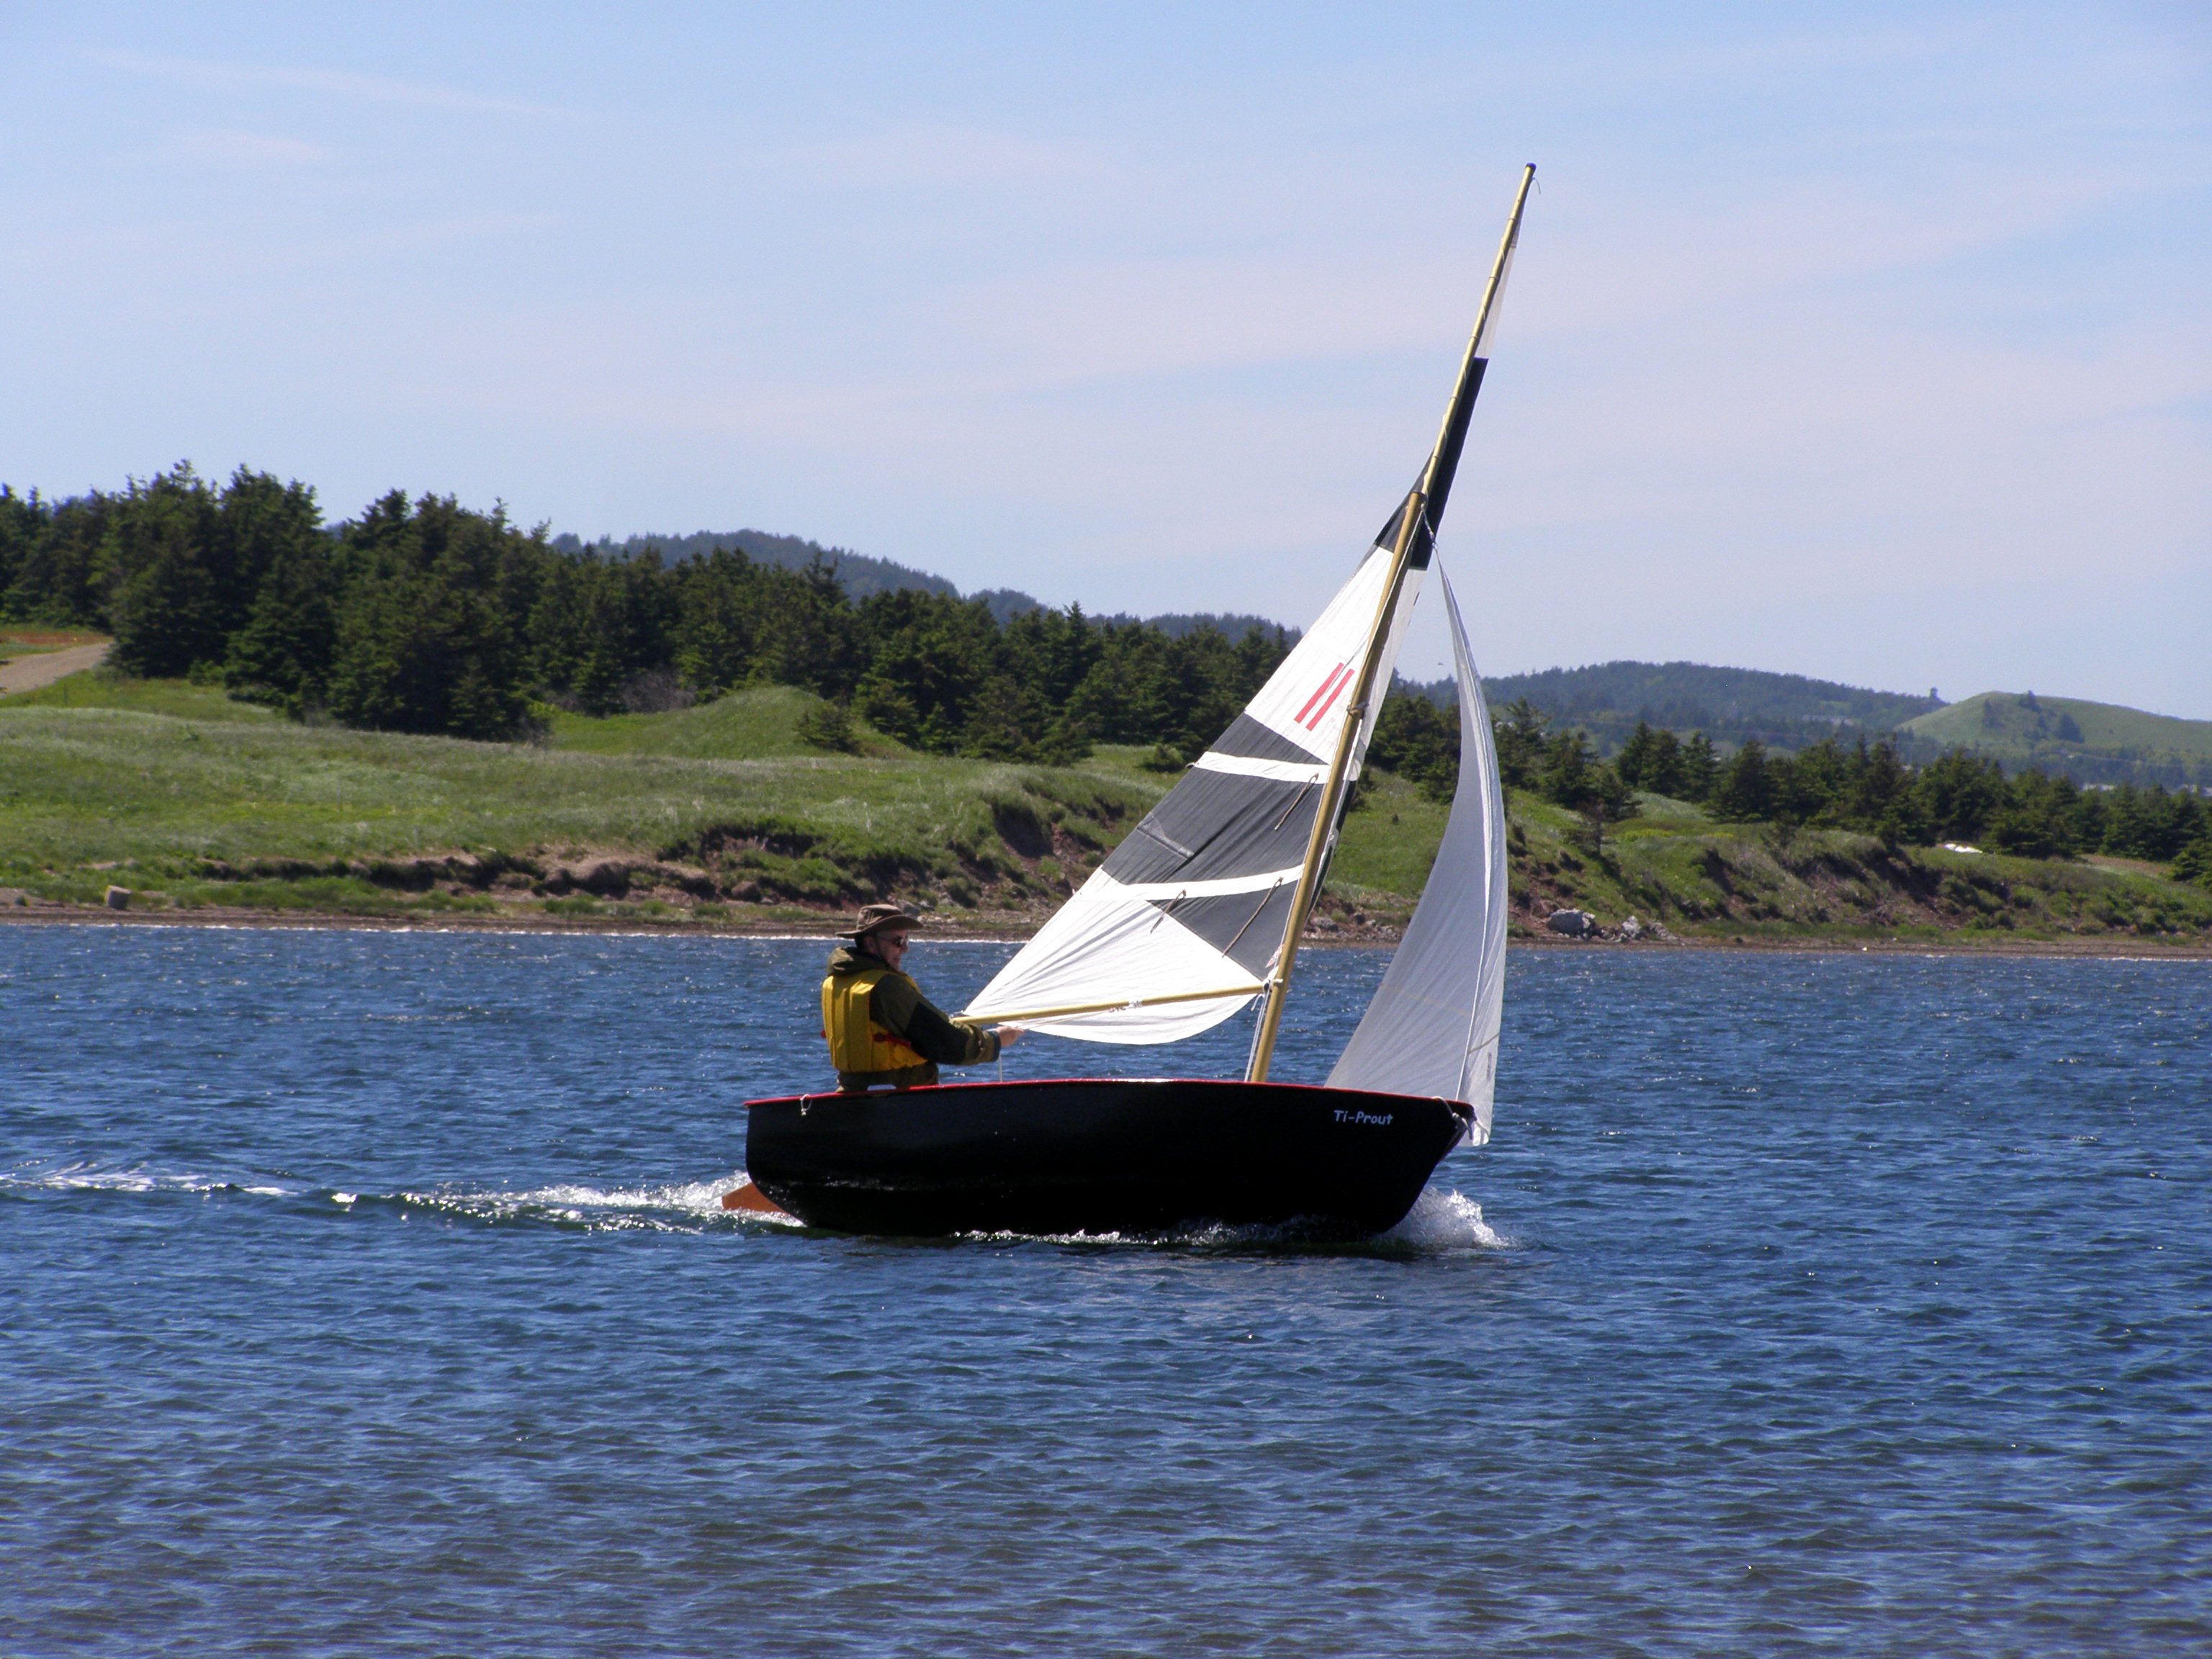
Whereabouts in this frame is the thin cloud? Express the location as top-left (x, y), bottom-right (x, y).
top-left (251, 212), bottom-right (567, 273)
top-left (772, 122), bottom-right (1110, 189)
top-left (91, 50), bottom-right (568, 119)
top-left (163, 127), bottom-right (330, 168)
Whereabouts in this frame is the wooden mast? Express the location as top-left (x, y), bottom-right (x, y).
top-left (1244, 163), bottom-right (1534, 1084)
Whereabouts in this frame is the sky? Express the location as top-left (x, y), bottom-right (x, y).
top-left (4, 2), bottom-right (2208, 714)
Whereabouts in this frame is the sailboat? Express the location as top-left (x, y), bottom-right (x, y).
top-left (740, 166), bottom-right (1532, 1237)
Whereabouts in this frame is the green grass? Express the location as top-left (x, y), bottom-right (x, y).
top-left (1331, 771), bottom-right (1450, 920)
top-left (0, 673), bottom-right (1163, 918)
top-left (1900, 691), bottom-right (2212, 765)
top-left (3, 672), bottom-right (275, 721)
top-left (543, 685), bottom-right (904, 760)
top-left (1494, 792), bottom-right (2212, 943)
top-left (4, 671), bottom-right (2206, 942)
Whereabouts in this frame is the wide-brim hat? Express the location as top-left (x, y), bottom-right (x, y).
top-left (841, 902), bottom-right (922, 941)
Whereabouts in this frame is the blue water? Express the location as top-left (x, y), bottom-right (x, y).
top-left (4, 926), bottom-right (2208, 1658)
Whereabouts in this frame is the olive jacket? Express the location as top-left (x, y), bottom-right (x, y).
top-left (824, 943), bottom-right (1002, 1091)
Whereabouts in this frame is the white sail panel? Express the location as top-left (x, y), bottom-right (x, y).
top-left (961, 871), bottom-right (1267, 1043)
top-left (1240, 541), bottom-right (1419, 766)
top-left (964, 534), bottom-right (1421, 1043)
top-left (1326, 564), bottom-right (1506, 1141)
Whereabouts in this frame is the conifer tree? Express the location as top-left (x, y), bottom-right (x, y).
top-left (102, 466), bottom-right (228, 677)
top-left (224, 535), bottom-right (337, 711)
top-left (1370, 691), bottom-right (1460, 801)
top-left (1678, 732), bottom-right (1718, 802)
top-left (2171, 833), bottom-right (2212, 890)
top-left (1844, 737), bottom-right (1910, 827)
top-left (1641, 727), bottom-right (1685, 796)
top-left (1491, 698), bottom-right (1550, 791)
top-left (1614, 720), bottom-right (1660, 790)
top-left (1912, 749), bottom-right (2007, 844)
top-left (1709, 737), bottom-right (1773, 822)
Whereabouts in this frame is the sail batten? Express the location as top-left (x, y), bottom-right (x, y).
top-left (963, 980), bottom-right (1268, 1027)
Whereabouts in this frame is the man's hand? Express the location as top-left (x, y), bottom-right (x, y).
top-left (992, 1025), bottom-right (1025, 1048)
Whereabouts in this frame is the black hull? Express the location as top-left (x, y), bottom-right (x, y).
top-left (743, 1077), bottom-right (1472, 1238)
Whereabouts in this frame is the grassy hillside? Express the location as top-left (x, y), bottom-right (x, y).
top-left (3, 669), bottom-right (2206, 945)
top-left (1491, 793), bottom-right (2212, 945)
top-left (540, 685), bottom-right (862, 760)
top-left (1326, 772), bottom-right (2206, 945)
top-left (1900, 692), bottom-right (2212, 782)
top-left (0, 675), bottom-right (1156, 922)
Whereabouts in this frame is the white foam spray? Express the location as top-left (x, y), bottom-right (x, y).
top-left (1, 1161), bottom-right (291, 1196)
top-left (2, 1161), bottom-right (793, 1231)
top-left (1380, 1185), bottom-right (1511, 1250)
top-left (392, 1173), bottom-right (795, 1230)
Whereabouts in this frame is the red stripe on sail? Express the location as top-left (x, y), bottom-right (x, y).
top-left (1295, 663), bottom-right (1349, 729)
top-left (1302, 667), bottom-right (1353, 730)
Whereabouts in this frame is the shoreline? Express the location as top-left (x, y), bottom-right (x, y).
top-left (5, 902), bottom-right (2208, 960)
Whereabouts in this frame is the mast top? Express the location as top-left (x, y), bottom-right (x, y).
top-left (1408, 161), bottom-right (1536, 565)
top-left (1464, 163), bottom-right (1536, 367)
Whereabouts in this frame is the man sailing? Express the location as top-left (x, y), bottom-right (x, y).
top-left (823, 904), bottom-right (1023, 1091)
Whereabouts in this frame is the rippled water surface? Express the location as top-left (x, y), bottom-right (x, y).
top-left (4, 925), bottom-right (2208, 1657)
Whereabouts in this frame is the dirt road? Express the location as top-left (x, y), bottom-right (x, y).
top-left (0, 642), bottom-right (110, 696)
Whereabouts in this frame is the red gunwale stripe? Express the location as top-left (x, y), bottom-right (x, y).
top-left (1295, 662), bottom-right (1349, 728)
top-left (1302, 665), bottom-right (1354, 729)
top-left (747, 1077), bottom-right (1464, 1106)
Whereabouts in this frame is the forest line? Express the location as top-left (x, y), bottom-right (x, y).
top-left (4, 463), bottom-right (2206, 878)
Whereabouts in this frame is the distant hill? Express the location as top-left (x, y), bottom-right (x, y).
top-left (1483, 660), bottom-right (1943, 730)
top-left (1444, 660), bottom-right (1943, 760)
top-left (550, 529), bottom-right (960, 603)
top-left (1420, 662), bottom-right (2209, 791)
top-left (549, 542), bottom-right (2202, 788)
top-left (1899, 693), bottom-right (2212, 789)
top-left (551, 531), bottom-right (1285, 640)
top-left (1096, 610), bottom-right (1291, 641)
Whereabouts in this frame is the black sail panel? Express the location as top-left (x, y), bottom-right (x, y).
top-left (1153, 886), bottom-right (1301, 979)
top-left (1416, 356), bottom-right (1486, 556)
top-left (1210, 714), bottom-right (1326, 766)
top-left (1099, 770), bottom-right (1318, 888)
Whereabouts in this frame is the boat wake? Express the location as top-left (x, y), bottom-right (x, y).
top-left (945, 1183), bottom-right (1511, 1254)
top-left (2, 1160), bottom-right (303, 1198)
top-left (5, 1162), bottom-right (1501, 1250)
top-left (1, 1160), bottom-right (790, 1233)
top-left (387, 1175), bottom-right (790, 1232)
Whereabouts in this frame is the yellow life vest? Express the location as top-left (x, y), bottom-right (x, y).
top-left (821, 966), bottom-right (930, 1076)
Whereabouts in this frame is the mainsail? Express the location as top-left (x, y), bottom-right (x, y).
top-left (961, 535), bottom-right (1421, 1043)
top-left (1326, 565), bottom-right (1508, 1133)
top-left (963, 160), bottom-right (1534, 1091)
